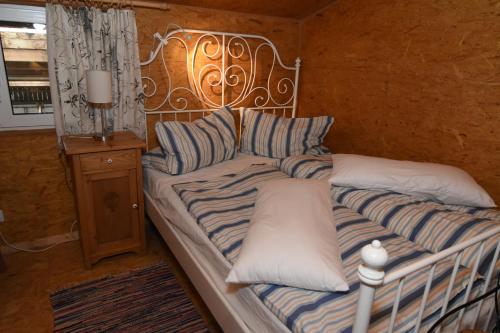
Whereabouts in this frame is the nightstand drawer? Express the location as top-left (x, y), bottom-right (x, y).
top-left (80, 150), bottom-right (136, 173)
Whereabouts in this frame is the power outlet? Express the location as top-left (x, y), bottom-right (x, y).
top-left (0, 209), bottom-right (4, 223)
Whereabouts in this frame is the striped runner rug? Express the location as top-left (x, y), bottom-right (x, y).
top-left (50, 262), bottom-right (209, 333)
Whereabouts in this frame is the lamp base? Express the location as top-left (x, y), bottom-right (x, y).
top-left (93, 134), bottom-right (114, 143)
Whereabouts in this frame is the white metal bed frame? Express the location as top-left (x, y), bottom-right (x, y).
top-left (140, 28), bottom-right (500, 333)
top-left (140, 27), bottom-right (300, 150)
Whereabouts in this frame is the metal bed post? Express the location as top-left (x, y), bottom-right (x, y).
top-left (239, 107), bottom-right (245, 145)
top-left (353, 240), bottom-right (389, 333)
top-left (291, 57), bottom-right (301, 118)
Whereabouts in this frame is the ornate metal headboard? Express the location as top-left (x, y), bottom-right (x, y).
top-left (140, 28), bottom-right (301, 150)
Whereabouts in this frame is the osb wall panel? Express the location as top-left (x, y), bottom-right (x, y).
top-left (299, 0), bottom-right (500, 204)
top-left (1, 4), bottom-right (299, 243)
top-left (136, 4), bottom-right (301, 148)
top-left (136, 5), bottom-right (299, 63)
top-left (162, 0), bottom-right (334, 18)
top-left (0, 130), bottom-right (76, 243)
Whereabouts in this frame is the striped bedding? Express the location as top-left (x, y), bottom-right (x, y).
top-left (278, 154), bottom-right (332, 180)
top-left (142, 147), bottom-right (170, 174)
top-left (240, 108), bottom-right (333, 158)
top-left (172, 164), bottom-right (483, 332)
top-left (155, 106), bottom-right (237, 175)
top-left (279, 154), bottom-right (500, 275)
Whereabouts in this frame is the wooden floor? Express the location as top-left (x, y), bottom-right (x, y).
top-left (0, 221), bottom-right (222, 333)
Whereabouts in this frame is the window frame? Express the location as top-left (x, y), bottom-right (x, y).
top-left (0, 4), bottom-right (54, 131)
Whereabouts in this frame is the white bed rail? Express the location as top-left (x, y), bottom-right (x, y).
top-left (353, 225), bottom-right (500, 333)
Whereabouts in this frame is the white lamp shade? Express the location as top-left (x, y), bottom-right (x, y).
top-left (86, 70), bottom-right (112, 104)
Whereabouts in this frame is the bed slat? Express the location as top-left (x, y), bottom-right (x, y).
top-left (388, 278), bottom-right (405, 333)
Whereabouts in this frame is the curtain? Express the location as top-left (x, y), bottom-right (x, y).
top-left (46, 3), bottom-right (145, 140)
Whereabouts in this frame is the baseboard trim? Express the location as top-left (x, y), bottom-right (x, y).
top-left (0, 231), bottom-right (79, 255)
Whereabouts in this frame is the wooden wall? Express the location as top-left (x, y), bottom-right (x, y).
top-left (298, 0), bottom-right (500, 204)
top-left (136, 5), bottom-right (299, 64)
top-left (0, 130), bottom-right (76, 243)
top-left (0, 4), bottom-right (300, 243)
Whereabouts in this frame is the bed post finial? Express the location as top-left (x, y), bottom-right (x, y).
top-left (353, 240), bottom-right (388, 333)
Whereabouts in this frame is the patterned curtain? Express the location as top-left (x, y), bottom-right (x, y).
top-left (46, 3), bottom-right (145, 140)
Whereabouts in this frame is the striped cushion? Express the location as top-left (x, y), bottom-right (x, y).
top-left (155, 106), bottom-right (236, 175)
top-left (306, 145), bottom-right (331, 155)
top-left (142, 147), bottom-right (170, 173)
top-left (279, 154), bottom-right (333, 180)
top-left (240, 108), bottom-right (333, 158)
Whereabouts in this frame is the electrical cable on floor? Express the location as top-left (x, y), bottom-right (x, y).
top-left (428, 271), bottom-right (500, 332)
top-left (0, 220), bottom-right (78, 253)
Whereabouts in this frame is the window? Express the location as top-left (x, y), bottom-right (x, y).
top-left (0, 5), bottom-right (54, 130)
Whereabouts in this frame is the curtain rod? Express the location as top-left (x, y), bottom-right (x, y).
top-left (13, 0), bottom-right (168, 10)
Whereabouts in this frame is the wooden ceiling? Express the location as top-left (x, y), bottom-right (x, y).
top-left (160, 0), bottom-right (335, 19)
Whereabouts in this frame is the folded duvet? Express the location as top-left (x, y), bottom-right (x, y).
top-left (173, 164), bottom-right (485, 333)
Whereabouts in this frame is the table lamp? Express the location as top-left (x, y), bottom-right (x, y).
top-left (86, 70), bottom-right (113, 142)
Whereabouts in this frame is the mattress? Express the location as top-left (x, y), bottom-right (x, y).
top-left (143, 153), bottom-right (290, 333)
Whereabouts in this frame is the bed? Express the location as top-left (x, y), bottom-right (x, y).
top-left (140, 28), bottom-right (500, 332)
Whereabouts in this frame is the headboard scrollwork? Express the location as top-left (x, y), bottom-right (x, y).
top-left (140, 28), bottom-right (301, 149)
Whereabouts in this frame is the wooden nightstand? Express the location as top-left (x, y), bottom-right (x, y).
top-left (63, 131), bottom-right (146, 268)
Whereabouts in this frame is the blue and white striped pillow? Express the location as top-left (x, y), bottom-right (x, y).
top-left (279, 154), bottom-right (333, 180)
top-left (155, 106), bottom-right (236, 175)
top-left (240, 108), bottom-right (333, 158)
top-left (142, 147), bottom-right (170, 173)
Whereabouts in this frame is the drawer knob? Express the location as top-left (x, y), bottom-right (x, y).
top-left (106, 158), bottom-right (113, 164)
top-left (132, 203), bottom-right (138, 209)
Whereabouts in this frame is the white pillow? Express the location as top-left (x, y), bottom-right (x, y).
top-left (226, 179), bottom-right (349, 292)
top-left (329, 154), bottom-right (496, 208)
